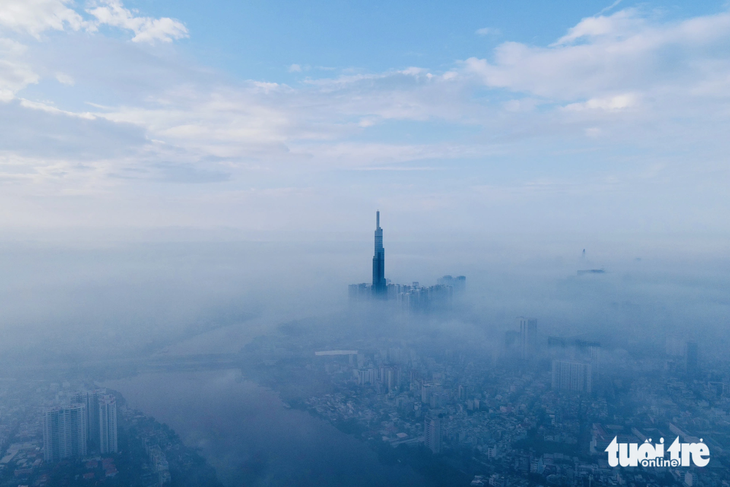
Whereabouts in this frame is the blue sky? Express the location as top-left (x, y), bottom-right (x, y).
top-left (1, 0), bottom-right (729, 244)
top-left (124, 0), bottom-right (721, 79)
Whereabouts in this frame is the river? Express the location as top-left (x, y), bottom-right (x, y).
top-left (105, 369), bottom-right (425, 487)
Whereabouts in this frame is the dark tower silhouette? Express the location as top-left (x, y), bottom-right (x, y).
top-left (372, 211), bottom-right (386, 296)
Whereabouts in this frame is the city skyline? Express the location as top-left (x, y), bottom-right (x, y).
top-left (350, 210), bottom-right (464, 309)
top-left (1, 1), bottom-right (729, 486)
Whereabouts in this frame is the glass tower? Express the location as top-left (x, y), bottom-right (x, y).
top-left (372, 211), bottom-right (386, 296)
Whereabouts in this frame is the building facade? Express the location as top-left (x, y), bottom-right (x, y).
top-left (518, 317), bottom-right (538, 360)
top-left (551, 360), bottom-right (592, 394)
top-left (43, 404), bottom-right (88, 462)
top-left (99, 394), bottom-right (119, 454)
top-left (424, 413), bottom-right (443, 454)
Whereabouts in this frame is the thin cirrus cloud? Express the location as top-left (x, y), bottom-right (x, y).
top-left (475, 27), bottom-right (499, 36)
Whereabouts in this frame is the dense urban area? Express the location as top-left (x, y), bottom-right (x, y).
top-left (0, 379), bottom-right (221, 487)
top-left (1, 212), bottom-right (728, 486)
top-left (240, 309), bottom-right (729, 487)
top-left (3, 309), bottom-right (726, 487)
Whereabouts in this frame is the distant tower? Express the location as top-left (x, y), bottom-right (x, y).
top-left (424, 413), bottom-right (443, 454)
top-left (372, 211), bottom-right (386, 296)
top-left (518, 317), bottom-right (538, 360)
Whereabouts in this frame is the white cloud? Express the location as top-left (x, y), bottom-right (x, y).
top-left (0, 0), bottom-right (85, 38)
top-left (564, 93), bottom-right (639, 111)
top-left (0, 60), bottom-right (38, 101)
top-left (0, 0), bottom-right (187, 43)
top-left (288, 64), bottom-right (302, 73)
top-left (86, 0), bottom-right (188, 43)
top-left (553, 8), bottom-right (643, 45)
top-left (464, 9), bottom-right (730, 100)
top-left (1, 4), bottom-right (730, 233)
top-left (19, 98), bottom-right (94, 118)
top-left (55, 72), bottom-right (74, 85)
top-left (0, 38), bottom-right (38, 100)
top-left (475, 27), bottom-right (499, 36)
top-left (597, 0), bottom-right (623, 16)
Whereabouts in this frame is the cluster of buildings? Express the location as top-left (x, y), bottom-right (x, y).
top-left (348, 212), bottom-right (465, 310)
top-left (42, 389), bottom-right (118, 462)
top-left (0, 378), bottom-right (218, 486)
top-left (505, 319), bottom-right (600, 394)
top-left (0, 381), bottom-right (121, 485)
top-left (274, 319), bottom-right (728, 487)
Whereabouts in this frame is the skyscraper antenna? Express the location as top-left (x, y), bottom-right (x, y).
top-left (376, 210), bottom-right (380, 228)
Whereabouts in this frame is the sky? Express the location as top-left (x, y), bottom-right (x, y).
top-left (1, 0), bottom-right (730, 244)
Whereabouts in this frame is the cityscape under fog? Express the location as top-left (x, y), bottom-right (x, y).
top-left (1, 0), bottom-right (730, 486)
top-left (1, 211), bottom-right (729, 486)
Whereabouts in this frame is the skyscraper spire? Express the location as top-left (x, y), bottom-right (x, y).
top-left (372, 211), bottom-right (386, 296)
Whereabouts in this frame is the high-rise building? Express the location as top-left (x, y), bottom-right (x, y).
top-left (421, 382), bottom-right (433, 404)
top-left (518, 317), bottom-right (538, 360)
top-left (99, 394), bottom-right (119, 454)
top-left (547, 337), bottom-right (601, 381)
top-left (551, 360), bottom-right (592, 394)
top-left (424, 413), bottom-right (443, 454)
top-left (372, 211), bottom-right (386, 296)
top-left (379, 365), bottom-right (400, 392)
top-left (74, 389), bottom-right (105, 451)
top-left (43, 404), bottom-right (87, 462)
top-left (349, 212), bottom-right (464, 308)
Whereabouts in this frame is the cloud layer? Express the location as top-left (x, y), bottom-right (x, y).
top-left (0, 3), bottom-right (729, 237)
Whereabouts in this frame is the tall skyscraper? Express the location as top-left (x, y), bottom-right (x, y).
top-left (424, 413), bottom-right (443, 454)
top-left (518, 317), bottom-right (538, 360)
top-left (74, 389), bottom-right (104, 451)
top-left (551, 360), bottom-right (592, 394)
top-left (372, 211), bottom-right (386, 296)
top-left (99, 394), bottom-right (119, 454)
top-left (43, 404), bottom-right (88, 462)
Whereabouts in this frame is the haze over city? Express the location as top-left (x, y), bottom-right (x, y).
top-left (0, 1), bottom-right (729, 486)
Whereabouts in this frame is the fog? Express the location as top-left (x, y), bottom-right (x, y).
top-left (2, 225), bottom-right (730, 485)
top-left (1, 228), bottom-right (728, 365)
top-left (4, 0), bottom-right (730, 483)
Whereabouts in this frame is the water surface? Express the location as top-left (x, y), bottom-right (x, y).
top-left (106, 369), bottom-right (425, 487)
